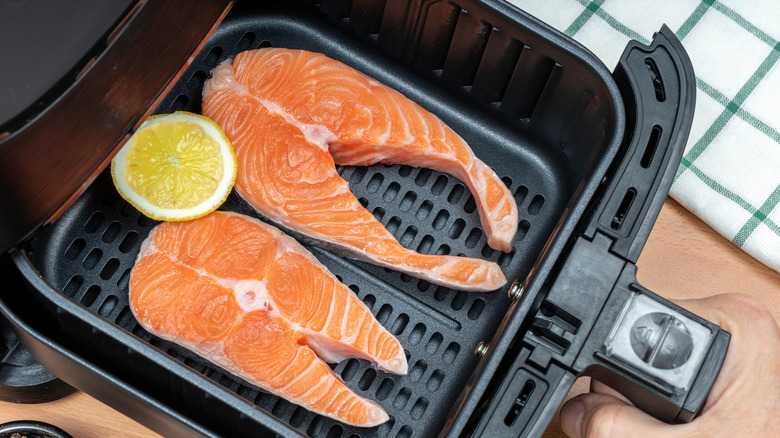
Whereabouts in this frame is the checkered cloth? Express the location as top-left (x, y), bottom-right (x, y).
top-left (507, 0), bottom-right (780, 274)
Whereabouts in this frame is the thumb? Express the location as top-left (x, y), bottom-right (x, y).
top-left (560, 392), bottom-right (693, 438)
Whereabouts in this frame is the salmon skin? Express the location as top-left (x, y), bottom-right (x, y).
top-left (203, 48), bottom-right (514, 292)
top-left (129, 211), bottom-right (406, 427)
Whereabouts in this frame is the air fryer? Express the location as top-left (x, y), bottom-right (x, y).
top-left (0, 1), bottom-right (729, 437)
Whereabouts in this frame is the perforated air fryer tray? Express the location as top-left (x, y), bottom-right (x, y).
top-left (11, 1), bottom-right (628, 437)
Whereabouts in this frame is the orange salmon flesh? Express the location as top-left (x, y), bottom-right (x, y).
top-left (202, 48), bottom-right (516, 292)
top-left (129, 211), bottom-right (407, 427)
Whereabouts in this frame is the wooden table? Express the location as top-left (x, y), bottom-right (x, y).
top-left (2, 199), bottom-right (779, 437)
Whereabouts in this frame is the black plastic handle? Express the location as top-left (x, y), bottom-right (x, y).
top-left (470, 235), bottom-right (729, 437)
top-left (468, 26), bottom-right (729, 438)
top-left (583, 25), bottom-right (695, 263)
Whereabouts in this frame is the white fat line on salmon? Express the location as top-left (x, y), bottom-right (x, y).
top-left (261, 99), bottom-right (337, 152)
top-left (343, 310), bottom-right (370, 345)
top-left (309, 376), bottom-right (339, 406)
top-left (370, 323), bottom-right (384, 363)
top-left (277, 349), bottom-right (324, 393)
top-left (223, 214), bottom-right (376, 344)
top-left (205, 61), bottom-right (338, 153)
top-left (275, 224), bottom-right (500, 291)
top-left (333, 67), bottom-right (397, 144)
top-left (292, 366), bottom-right (337, 401)
top-left (383, 92), bottom-right (413, 145)
top-left (339, 292), bottom-right (352, 340)
top-left (141, 241), bottom-right (276, 316)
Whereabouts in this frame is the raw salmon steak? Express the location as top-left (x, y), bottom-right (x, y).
top-left (203, 48), bottom-right (513, 292)
top-left (129, 211), bottom-right (406, 427)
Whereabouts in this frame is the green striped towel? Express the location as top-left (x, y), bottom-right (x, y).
top-left (507, 0), bottom-right (780, 273)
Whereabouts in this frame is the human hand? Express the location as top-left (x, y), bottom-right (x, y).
top-left (559, 293), bottom-right (780, 437)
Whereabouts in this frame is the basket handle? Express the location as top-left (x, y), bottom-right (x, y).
top-left (467, 26), bottom-right (730, 438)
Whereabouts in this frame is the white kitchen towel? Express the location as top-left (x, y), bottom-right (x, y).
top-left (507, 0), bottom-right (780, 274)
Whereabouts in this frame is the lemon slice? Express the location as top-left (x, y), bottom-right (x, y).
top-left (111, 111), bottom-right (237, 221)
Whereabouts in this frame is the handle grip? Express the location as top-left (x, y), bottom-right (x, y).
top-left (468, 235), bottom-right (729, 438)
top-left (586, 278), bottom-right (730, 423)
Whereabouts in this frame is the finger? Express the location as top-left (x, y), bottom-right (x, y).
top-left (673, 293), bottom-right (777, 335)
top-left (674, 293), bottom-right (780, 416)
top-left (560, 392), bottom-right (691, 438)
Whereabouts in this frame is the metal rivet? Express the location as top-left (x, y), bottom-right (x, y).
top-left (508, 279), bottom-right (525, 301)
top-left (475, 342), bottom-right (489, 358)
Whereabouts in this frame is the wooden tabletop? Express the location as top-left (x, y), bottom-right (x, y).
top-left (2, 199), bottom-right (778, 438)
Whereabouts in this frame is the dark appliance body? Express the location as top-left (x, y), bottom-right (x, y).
top-left (0, 1), bottom-right (728, 437)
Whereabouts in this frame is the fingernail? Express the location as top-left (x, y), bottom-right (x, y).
top-left (561, 399), bottom-right (585, 438)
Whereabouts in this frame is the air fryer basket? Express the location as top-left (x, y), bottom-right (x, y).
top-left (0, 1), bottom-right (712, 437)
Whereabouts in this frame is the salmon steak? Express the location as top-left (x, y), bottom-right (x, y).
top-left (129, 211), bottom-right (406, 427)
top-left (203, 48), bottom-right (514, 292)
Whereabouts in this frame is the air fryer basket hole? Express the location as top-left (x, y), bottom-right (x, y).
top-left (82, 248), bottom-right (103, 270)
top-left (358, 368), bottom-right (377, 391)
top-left (236, 32), bottom-right (255, 52)
top-left (98, 295), bottom-right (119, 317)
top-left (427, 369), bottom-right (445, 392)
top-left (63, 275), bottom-right (84, 298)
top-left (64, 239), bottom-right (86, 261)
top-left (101, 222), bottom-right (122, 243)
top-left (409, 360), bottom-right (427, 382)
top-left (376, 378), bottom-right (395, 400)
top-left (99, 257), bottom-right (121, 280)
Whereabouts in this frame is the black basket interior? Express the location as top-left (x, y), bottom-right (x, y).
top-left (22, 1), bottom-right (622, 437)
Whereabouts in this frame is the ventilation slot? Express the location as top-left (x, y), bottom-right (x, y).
top-left (320, 0), bottom-right (352, 20)
top-left (441, 10), bottom-right (492, 88)
top-left (63, 275), bottom-right (83, 298)
top-left (376, 378), bottom-right (394, 400)
top-left (118, 232), bottom-right (139, 253)
top-left (414, 2), bottom-right (461, 73)
top-left (341, 359), bottom-right (360, 382)
top-left (377, 0), bottom-right (413, 55)
top-left (645, 58), bottom-right (666, 102)
top-left (101, 222), bottom-right (122, 243)
top-left (441, 342), bottom-right (460, 365)
top-left (236, 32), bottom-right (255, 52)
top-left (471, 32), bottom-right (523, 103)
top-left (358, 368), bottom-right (377, 390)
top-left (98, 295), bottom-right (118, 317)
top-left (642, 125), bottom-right (662, 168)
top-left (410, 397), bottom-right (429, 420)
top-left (501, 51), bottom-right (558, 120)
top-left (527, 194), bottom-right (545, 215)
top-left (83, 248), bottom-right (103, 270)
top-left (504, 380), bottom-right (536, 426)
top-left (611, 188), bottom-right (636, 231)
top-left (348, 0), bottom-right (386, 36)
top-left (64, 239), bottom-right (86, 260)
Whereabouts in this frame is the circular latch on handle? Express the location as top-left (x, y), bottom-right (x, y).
top-left (630, 312), bottom-right (694, 370)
